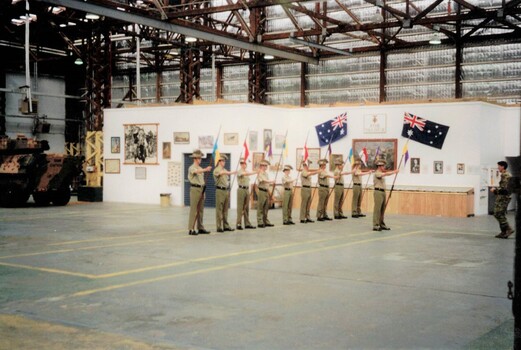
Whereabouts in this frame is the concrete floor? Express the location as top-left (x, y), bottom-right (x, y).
top-left (0, 198), bottom-right (515, 349)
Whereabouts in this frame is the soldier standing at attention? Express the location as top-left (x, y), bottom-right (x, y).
top-left (213, 155), bottom-right (236, 233)
top-left (351, 160), bottom-right (373, 218)
top-left (317, 159), bottom-right (335, 221)
top-left (491, 161), bottom-right (514, 238)
top-left (299, 160), bottom-right (320, 223)
top-left (257, 160), bottom-right (275, 228)
top-left (188, 150), bottom-right (212, 236)
top-left (332, 159), bottom-right (353, 220)
top-left (282, 165), bottom-right (296, 225)
top-left (236, 158), bottom-right (257, 230)
top-left (372, 159), bottom-right (398, 231)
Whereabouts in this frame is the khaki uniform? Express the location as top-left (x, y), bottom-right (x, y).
top-left (352, 170), bottom-right (363, 216)
top-left (213, 165), bottom-right (232, 231)
top-left (494, 171), bottom-right (512, 232)
top-left (257, 172), bottom-right (272, 225)
top-left (236, 168), bottom-right (252, 227)
top-left (300, 169), bottom-right (313, 221)
top-left (188, 164), bottom-right (206, 231)
top-left (317, 169), bottom-right (330, 219)
top-left (372, 170), bottom-right (387, 229)
top-left (282, 173), bottom-right (294, 223)
top-left (333, 168), bottom-right (345, 217)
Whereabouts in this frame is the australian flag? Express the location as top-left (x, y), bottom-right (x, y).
top-left (315, 112), bottom-right (348, 147)
top-left (401, 112), bottom-right (449, 150)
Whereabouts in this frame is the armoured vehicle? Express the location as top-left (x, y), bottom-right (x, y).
top-left (0, 134), bottom-right (83, 207)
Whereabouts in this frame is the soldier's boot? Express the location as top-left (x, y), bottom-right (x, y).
top-left (495, 226), bottom-right (506, 238)
top-left (503, 225), bottom-right (515, 239)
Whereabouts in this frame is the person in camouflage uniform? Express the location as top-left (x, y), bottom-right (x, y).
top-left (491, 160), bottom-right (514, 239)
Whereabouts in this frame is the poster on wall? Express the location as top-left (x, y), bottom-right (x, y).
top-left (249, 131), bottom-right (258, 151)
top-left (111, 137), bottom-right (120, 153)
top-left (199, 135), bottom-right (214, 149)
top-left (162, 142), bottom-right (171, 159)
top-left (263, 129), bottom-right (272, 153)
top-left (124, 124), bottom-right (158, 165)
top-left (352, 139), bottom-right (397, 170)
top-left (168, 161), bottom-right (182, 186)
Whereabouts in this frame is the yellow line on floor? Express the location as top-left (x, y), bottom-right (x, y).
top-left (0, 261), bottom-right (96, 278)
top-left (70, 230), bottom-right (424, 298)
top-left (47, 229), bottom-right (185, 246)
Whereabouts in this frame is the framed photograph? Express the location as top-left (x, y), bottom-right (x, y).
top-left (270, 154), bottom-right (282, 171)
top-left (174, 132), bottom-right (190, 144)
top-left (410, 158), bottom-right (420, 174)
top-left (162, 142), bottom-right (171, 159)
top-left (263, 129), bottom-right (272, 153)
top-left (329, 154), bottom-right (343, 171)
top-left (249, 131), bottom-right (258, 151)
top-left (224, 133), bottom-right (239, 145)
top-left (198, 135), bottom-right (214, 149)
top-left (252, 152), bottom-right (264, 171)
top-left (434, 161), bottom-right (444, 174)
top-left (352, 139), bottom-right (397, 170)
top-left (135, 167), bottom-right (147, 180)
top-left (363, 114), bottom-right (387, 134)
top-left (296, 148), bottom-right (321, 170)
top-left (104, 158), bottom-right (120, 174)
top-left (110, 137), bottom-right (120, 154)
top-left (457, 163), bottom-right (465, 175)
top-left (124, 124), bottom-right (158, 165)
top-left (275, 134), bottom-right (286, 149)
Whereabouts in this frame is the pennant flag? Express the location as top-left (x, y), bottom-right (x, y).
top-left (282, 139), bottom-right (288, 160)
top-left (303, 143), bottom-right (309, 162)
top-left (359, 147), bottom-right (368, 167)
top-left (402, 142), bottom-right (410, 167)
top-left (212, 136), bottom-right (220, 166)
top-left (315, 112), bottom-right (348, 147)
top-left (348, 148), bottom-right (354, 165)
top-left (243, 139), bottom-right (250, 162)
top-left (402, 112), bottom-right (450, 149)
top-left (265, 143), bottom-right (273, 160)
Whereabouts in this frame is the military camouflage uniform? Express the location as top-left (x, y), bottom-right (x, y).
top-left (494, 171), bottom-right (513, 235)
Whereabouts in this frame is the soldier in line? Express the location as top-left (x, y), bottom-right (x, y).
top-left (282, 165), bottom-right (296, 225)
top-left (332, 159), bottom-right (354, 220)
top-left (351, 160), bottom-right (373, 218)
top-left (213, 155), bottom-right (236, 233)
top-left (257, 160), bottom-right (275, 228)
top-left (236, 158), bottom-right (257, 230)
top-left (491, 160), bottom-right (514, 239)
top-left (372, 159), bottom-right (399, 231)
top-left (187, 150), bottom-right (212, 236)
top-left (317, 159), bottom-right (335, 221)
top-left (299, 160), bottom-right (320, 223)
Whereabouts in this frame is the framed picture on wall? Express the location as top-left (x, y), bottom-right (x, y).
top-left (263, 129), bottom-right (272, 153)
top-left (270, 154), bottom-right (282, 171)
top-left (363, 114), bottom-right (387, 134)
top-left (275, 134), bottom-right (286, 149)
top-left (457, 163), bottom-right (465, 174)
top-left (174, 132), bottom-right (190, 144)
top-left (104, 159), bottom-right (120, 174)
top-left (198, 135), bottom-right (214, 149)
top-left (252, 152), bottom-right (264, 170)
top-left (352, 139), bottom-right (397, 170)
top-left (224, 133), bottom-right (239, 145)
top-left (135, 166), bottom-right (147, 180)
top-left (123, 123), bottom-right (158, 165)
top-left (329, 154), bottom-right (343, 171)
top-left (434, 161), bottom-right (443, 174)
top-left (162, 142), bottom-right (171, 159)
top-left (296, 148), bottom-right (320, 170)
top-left (111, 137), bottom-right (120, 154)
top-left (410, 158), bottom-right (420, 174)
top-left (249, 131), bottom-right (258, 151)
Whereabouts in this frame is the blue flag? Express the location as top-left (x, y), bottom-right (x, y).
top-left (402, 112), bottom-right (449, 150)
top-left (315, 112), bottom-right (348, 147)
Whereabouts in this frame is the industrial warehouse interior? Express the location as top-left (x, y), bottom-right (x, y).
top-left (0, 0), bottom-right (520, 348)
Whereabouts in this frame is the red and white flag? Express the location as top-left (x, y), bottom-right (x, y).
top-left (303, 143), bottom-right (309, 162)
top-left (359, 147), bottom-right (368, 166)
top-left (243, 140), bottom-right (250, 162)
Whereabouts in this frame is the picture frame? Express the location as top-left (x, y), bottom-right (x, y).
top-left (252, 152), bottom-right (264, 171)
top-left (275, 134), bottom-right (286, 149)
top-left (352, 139), bottom-right (397, 170)
top-left (270, 154), bottom-right (282, 172)
top-left (263, 129), bottom-right (272, 153)
top-left (434, 161), bottom-right (444, 174)
top-left (174, 132), bottom-right (190, 144)
top-left (296, 148), bottom-right (321, 170)
top-left (135, 166), bottom-right (147, 180)
top-left (363, 114), bottom-right (387, 134)
top-left (198, 135), bottom-right (214, 149)
top-left (329, 154), bottom-right (343, 171)
top-left (104, 158), bottom-right (120, 174)
top-left (249, 131), bottom-right (258, 151)
top-left (110, 137), bottom-right (120, 154)
top-left (457, 163), bottom-right (465, 175)
top-left (124, 123), bottom-right (159, 165)
top-left (162, 142), bottom-right (171, 159)
top-left (224, 133), bottom-right (239, 145)
top-left (410, 157), bottom-right (420, 174)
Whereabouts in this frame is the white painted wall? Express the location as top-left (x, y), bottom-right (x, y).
top-left (103, 101), bottom-right (520, 215)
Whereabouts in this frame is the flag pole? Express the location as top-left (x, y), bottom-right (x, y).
top-left (229, 127), bottom-right (249, 191)
top-left (360, 144), bottom-right (382, 205)
top-left (309, 131), bottom-right (335, 214)
top-left (382, 137), bottom-right (410, 216)
top-left (291, 130), bottom-right (310, 207)
top-left (268, 130), bottom-right (288, 206)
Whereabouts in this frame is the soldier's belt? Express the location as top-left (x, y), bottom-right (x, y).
top-left (335, 184), bottom-right (344, 187)
top-left (302, 185), bottom-right (311, 188)
top-left (375, 188), bottom-right (385, 192)
top-left (353, 183), bottom-right (362, 186)
top-left (259, 188), bottom-right (268, 192)
top-left (239, 186), bottom-right (248, 190)
top-left (319, 184), bottom-right (329, 188)
top-left (191, 184), bottom-right (203, 188)
top-left (285, 188), bottom-right (292, 191)
top-left (216, 186), bottom-right (228, 191)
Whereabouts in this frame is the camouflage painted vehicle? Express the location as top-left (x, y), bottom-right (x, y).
top-left (0, 134), bottom-right (83, 207)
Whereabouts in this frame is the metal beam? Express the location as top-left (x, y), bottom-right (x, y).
top-left (35, 0), bottom-right (319, 64)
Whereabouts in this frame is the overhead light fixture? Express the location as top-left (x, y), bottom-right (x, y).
top-left (429, 33), bottom-right (441, 45)
top-left (264, 54), bottom-right (274, 60)
top-left (74, 58), bottom-right (83, 65)
top-left (372, 9), bottom-right (384, 22)
top-left (185, 37), bottom-right (197, 43)
top-left (49, 6), bottom-right (66, 14)
top-left (375, 0), bottom-right (384, 7)
top-left (85, 13), bottom-right (100, 20)
top-left (289, 37), bottom-right (352, 56)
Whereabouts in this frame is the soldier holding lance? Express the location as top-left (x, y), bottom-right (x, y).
top-left (316, 159), bottom-right (335, 221)
top-left (372, 159), bottom-right (399, 231)
top-left (236, 158), bottom-right (257, 230)
top-left (332, 158), bottom-right (354, 220)
top-left (187, 150), bottom-right (212, 236)
top-left (257, 160), bottom-right (275, 228)
top-left (299, 160), bottom-right (320, 223)
top-left (282, 165), bottom-right (296, 225)
top-left (351, 160), bottom-right (373, 218)
top-left (213, 154), bottom-right (236, 233)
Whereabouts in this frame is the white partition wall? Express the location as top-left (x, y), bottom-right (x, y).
top-left (103, 101), bottom-right (520, 215)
